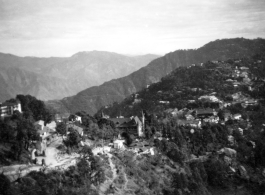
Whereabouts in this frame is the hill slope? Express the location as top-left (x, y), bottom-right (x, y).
top-left (98, 54), bottom-right (265, 117)
top-left (49, 38), bottom-right (265, 115)
top-left (0, 51), bottom-right (159, 101)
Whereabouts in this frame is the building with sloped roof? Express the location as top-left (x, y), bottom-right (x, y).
top-left (55, 113), bottom-right (70, 123)
top-left (196, 108), bottom-right (216, 118)
top-left (34, 120), bottom-right (57, 139)
top-left (108, 116), bottom-right (144, 137)
top-left (178, 119), bottom-right (201, 128)
top-left (113, 139), bottom-right (125, 150)
top-left (198, 95), bottom-right (220, 102)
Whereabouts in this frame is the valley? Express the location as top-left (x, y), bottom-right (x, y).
top-left (1, 38), bottom-right (265, 195)
top-left (1, 0), bottom-right (265, 194)
top-left (47, 38), bottom-right (265, 115)
top-left (0, 52), bottom-right (159, 101)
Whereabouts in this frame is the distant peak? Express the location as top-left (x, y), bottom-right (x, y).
top-left (71, 50), bottom-right (120, 58)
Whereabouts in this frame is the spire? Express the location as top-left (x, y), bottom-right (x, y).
top-left (142, 110), bottom-right (145, 135)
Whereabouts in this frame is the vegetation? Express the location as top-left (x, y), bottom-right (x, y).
top-left (51, 38), bottom-right (265, 115)
top-left (95, 54), bottom-right (265, 194)
top-left (0, 149), bottom-right (104, 195)
top-left (1, 49), bottom-right (265, 195)
top-left (0, 95), bottom-right (55, 164)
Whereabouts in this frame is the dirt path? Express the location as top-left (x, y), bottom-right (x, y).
top-left (99, 153), bottom-right (119, 195)
top-left (108, 153), bottom-right (117, 181)
top-left (1, 137), bottom-right (80, 182)
top-left (123, 168), bottom-right (129, 191)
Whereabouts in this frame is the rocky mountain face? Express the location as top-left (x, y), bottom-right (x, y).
top-left (0, 51), bottom-right (159, 102)
top-left (48, 38), bottom-right (265, 115)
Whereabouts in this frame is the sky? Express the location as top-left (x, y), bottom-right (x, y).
top-left (0, 0), bottom-right (265, 57)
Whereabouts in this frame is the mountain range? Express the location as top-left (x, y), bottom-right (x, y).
top-left (0, 51), bottom-right (159, 102)
top-left (46, 38), bottom-right (265, 115)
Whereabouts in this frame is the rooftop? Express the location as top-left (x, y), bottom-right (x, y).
top-left (196, 108), bottom-right (214, 115)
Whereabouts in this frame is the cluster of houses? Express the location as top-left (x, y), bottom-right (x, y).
top-left (109, 138), bottom-right (155, 156)
top-left (230, 92), bottom-right (258, 108)
top-left (51, 112), bottom-right (148, 154)
top-left (163, 90), bottom-right (255, 139)
top-left (174, 107), bottom-right (220, 129)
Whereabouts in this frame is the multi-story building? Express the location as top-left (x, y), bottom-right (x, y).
top-left (108, 115), bottom-right (144, 137)
top-left (0, 100), bottom-right (22, 118)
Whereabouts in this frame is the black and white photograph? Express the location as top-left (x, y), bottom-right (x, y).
top-left (0, 0), bottom-right (265, 194)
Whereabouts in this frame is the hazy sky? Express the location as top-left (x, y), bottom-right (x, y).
top-left (0, 0), bottom-right (265, 57)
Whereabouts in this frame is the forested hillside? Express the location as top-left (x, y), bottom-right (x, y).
top-left (1, 55), bottom-right (265, 195)
top-left (94, 55), bottom-right (265, 194)
top-left (50, 38), bottom-right (265, 115)
top-left (98, 55), bottom-right (265, 117)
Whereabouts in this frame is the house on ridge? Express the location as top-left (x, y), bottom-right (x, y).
top-left (196, 108), bottom-right (216, 118)
top-left (34, 120), bottom-right (57, 139)
top-left (0, 100), bottom-right (22, 119)
top-left (108, 116), bottom-right (144, 137)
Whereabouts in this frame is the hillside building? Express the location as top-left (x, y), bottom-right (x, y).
top-left (233, 114), bottom-right (242, 120)
top-left (0, 100), bottom-right (22, 119)
top-left (55, 113), bottom-right (70, 123)
top-left (34, 120), bottom-right (57, 139)
top-left (108, 115), bottom-right (144, 137)
top-left (69, 114), bottom-right (82, 123)
top-left (113, 139), bottom-right (126, 150)
top-left (198, 95), bottom-right (220, 102)
top-left (196, 108), bottom-right (216, 118)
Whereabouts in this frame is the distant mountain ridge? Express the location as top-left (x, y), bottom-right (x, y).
top-left (47, 38), bottom-right (265, 115)
top-left (0, 51), bottom-right (159, 101)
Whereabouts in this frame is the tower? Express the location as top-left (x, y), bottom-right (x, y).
top-left (141, 110), bottom-right (145, 137)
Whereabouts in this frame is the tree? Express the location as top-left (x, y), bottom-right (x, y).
top-left (172, 173), bottom-right (183, 190)
top-left (167, 148), bottom-right (184, 164)
top-left (66, 128), bottom-right (81, 148)
top-left (16, 94), bottom-right (53, 123)
top-left (79, 145), bottom-right (93, 160)
top-left (121, 132), bottom-right (132, 146)
top-left (145, 125), bottom-right (152, 139)
top-left (77, 158), bottom-right (92, 181)
top-left (56, 122), bottom-right (67, 136)
top-left (16, 118), bottom-right (37, 150)
top-left (68, 114), bottom-right (76, 122)
top-left (218, 110), bottom-right (225, 120)
top-left (19, 177), bottom-right (41, 195)
top-left (90, 156), bottom-right (105, 184)
top-left (0, 173), bottom-right (12, 195)
top-left (0, 121), bottom-right (11, 143)
top-left (204, 159), bottom-right (229, 188)
top-left (97, 118), bottom-right (115, 129)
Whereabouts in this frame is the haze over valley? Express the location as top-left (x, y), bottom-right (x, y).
top-left (47, 38), bottom-right (265, 115)
top-left (0, 51), bottom-right (159, 101)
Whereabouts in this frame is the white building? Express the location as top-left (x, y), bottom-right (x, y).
top-left (198, 95), bottom-right (220, 102)
top-left (113, 139), bottom-right (125, 150)
top-left (72, 115), bottom-right (82, 123)
top-left (233, 114), bottom-right (242, 120)
top-left (0, 101), bottom-right (22, 118)
top-left (34, 120), bottom-right (57, 139)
